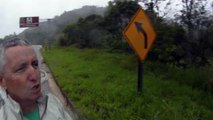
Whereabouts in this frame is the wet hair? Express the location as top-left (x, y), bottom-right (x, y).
top-left (0, 37), bottom-right (31, 75)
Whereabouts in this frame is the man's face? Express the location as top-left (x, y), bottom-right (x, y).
top-left (2, 45), bottom-right (41, 102)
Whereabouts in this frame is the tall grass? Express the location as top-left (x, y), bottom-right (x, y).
top-left (145, 61), bottom-right (213, 93)
top-left (43, 47), bottom-right (213, 120)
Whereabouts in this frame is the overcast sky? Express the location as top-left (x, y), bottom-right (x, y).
top-left (0, 0), bottom-right (112, 39)
top-left (0, 0), bottom-right (212, 39)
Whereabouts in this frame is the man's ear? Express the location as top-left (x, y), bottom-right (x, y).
top-left (0, 76), bottom-right (6, 89)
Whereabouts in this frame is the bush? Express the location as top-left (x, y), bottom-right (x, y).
top-left (145, 62), bottom-right (213, 93)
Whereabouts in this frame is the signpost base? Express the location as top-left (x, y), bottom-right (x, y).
top-left (138, 59), bottom-right (143, 94)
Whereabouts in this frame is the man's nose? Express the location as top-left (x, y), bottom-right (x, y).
top-left (27, 65), bottom-right (39, 82)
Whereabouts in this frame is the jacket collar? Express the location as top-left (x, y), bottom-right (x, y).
top-left (0, 86), bottom-right (47, 114)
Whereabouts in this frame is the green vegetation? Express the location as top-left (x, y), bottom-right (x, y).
top-left (57, 0), bottom-right (213, 68)
top-left (27, 1), bottom-right (213, 119)
top-left (43, 47), bottom-right (213, 120)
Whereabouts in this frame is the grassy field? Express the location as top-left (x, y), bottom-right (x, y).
top-left (43, 47), bottom-right (213, 120)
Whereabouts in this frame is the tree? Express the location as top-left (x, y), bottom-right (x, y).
top-left (176, 0), bottom-right (211, 67)
top-left (76, 14), bottom-right (106, 48)
top-left (139, 0), bottom-right (172, 19)
top-left (101, 0), bottom-right (141, 50)
top-left (60, 14), bottom-right (106, 48)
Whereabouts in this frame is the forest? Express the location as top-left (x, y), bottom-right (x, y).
top-left (58, 0), bottom-right (213, 68)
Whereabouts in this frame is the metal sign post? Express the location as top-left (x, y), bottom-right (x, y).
top-left (138, 59), bottom-right (143, 94)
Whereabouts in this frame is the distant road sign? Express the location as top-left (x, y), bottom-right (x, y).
top-left (20, 17), bottom-right (39, 28)
top-left (123, 8), bottom-right (156, 62)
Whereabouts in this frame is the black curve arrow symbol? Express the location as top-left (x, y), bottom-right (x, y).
top-left (135, 22), bottom-right (148, 49)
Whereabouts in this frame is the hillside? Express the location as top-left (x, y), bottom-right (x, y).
top-left (18, 5), bottom-right (106, 45)
top-left (43, 47), bottom-right (213, 120)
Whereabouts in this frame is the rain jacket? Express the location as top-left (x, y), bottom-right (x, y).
top-left (0, 87), bottom-right (73, 120)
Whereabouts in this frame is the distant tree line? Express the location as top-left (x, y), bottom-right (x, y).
top-left (57, 0), bottom-right (213, 68)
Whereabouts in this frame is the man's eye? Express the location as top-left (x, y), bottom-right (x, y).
top-left (16, 66), bottom-right (25, 73)
top-left (32, 60), bottom-right (39, 69)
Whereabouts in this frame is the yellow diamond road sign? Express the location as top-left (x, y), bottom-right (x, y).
top-left (123, 8), bottom-right (156, 62)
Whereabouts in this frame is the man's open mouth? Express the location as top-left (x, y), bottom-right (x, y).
top-left (32, 84), bottom-right (40, 90)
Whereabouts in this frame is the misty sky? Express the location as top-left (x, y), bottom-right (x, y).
top-left (0, 0), bottom-right (112, 38)
top-left (0, 0), bottom-right (212, 39)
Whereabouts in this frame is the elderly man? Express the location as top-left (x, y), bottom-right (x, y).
top-left (0, 37), bottom-right (72, 120)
